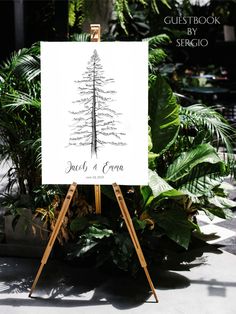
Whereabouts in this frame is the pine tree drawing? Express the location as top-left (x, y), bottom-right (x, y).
top-left (68, 49), bottom-right (126, 158)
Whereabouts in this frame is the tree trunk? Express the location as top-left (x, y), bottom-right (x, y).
top-left (82, 0), bottom-right (113, 34)
top-left (54, 0), bottom-right (69, 40)
top-left (14, 0), bottom-right (25, 50)
top-left (91, 59), bottom-right (97, 157)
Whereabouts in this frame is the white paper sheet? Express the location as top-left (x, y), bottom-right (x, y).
top-left (41, 42), bottom-right (148, 185)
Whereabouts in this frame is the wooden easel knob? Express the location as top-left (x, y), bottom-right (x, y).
top-left (90, 24), bottom-right (101, 42)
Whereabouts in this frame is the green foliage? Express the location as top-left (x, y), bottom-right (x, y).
top-left (204, 196), bottom-right (235, 219)
top-left (69, 0), bottom-right (85, 28)
top-left (69, 0), bottom-right (89, 34)
top-left (0, 44), bottom-right (41, 195)
top-left (148, 169), bottom-right (179, 198)
top-left (114, 0), bottom-right (172, 31)
top-left (57, 33), bottom-right (233, 267)
top-left (153, 208), bottom-right (197, 250)
top-left (68, 224), bottom-right (113, 259)
top-left (149, 74), bottom-right (180, 154)
top-left (146, 33), bottom-right (172, 48)
top-left (111, 233), bottom-right (136, 272)
top-left (114, 0), bottom-right (132, 34)
top-left (107, 1), bottom-right (172, 40)
top-left (70, 32), bottom-right (90, 42)
top-left (138, 33), bottom-right (235, 252)
top-left (68, 0), bottom-right (172, 37)
top-left (180, 104), bottom-right (235, 167)
top-left (165, 143), bottom-right (226, 182)
top-left (1, 30), bottom-right (235, 274)
top-left (108, 2), bottom-right (150, 40)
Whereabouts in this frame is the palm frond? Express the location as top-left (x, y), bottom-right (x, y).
top-left (70, 32), bottom-right (90, 42)
top-left (14, 55), bottom-right (40, 81)
top-left (144, 34), bottom-right (171, 72)
top-left (144, 34), bottom-right (171, 48)
top-left (3, 91), bottom-right (40, 111)
top-left (21, 138), bottom-right (41, 168)
top-left (181, 104), bottom-right (236, 165)
top-left (1, 48), bottom-right (32, 75)
top-left (0, 43), bottom-right (40, 92)
top-left (149, 48), bottom-right (167, 71)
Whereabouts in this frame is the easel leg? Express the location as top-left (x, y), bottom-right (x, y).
top-left (112, 183), bottom-right (159, 303)
top-left (90, 23), bottom-right (102, 216)
top-left (29, 182), bottom-right (77, 297)
top-left (94, 185), bottom-right (101, 214)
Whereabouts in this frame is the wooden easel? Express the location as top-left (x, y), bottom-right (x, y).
top-left (112, 183), bottom-right (158, 302)
top-left (29, 25), bottom-right (158, 303)
top-left (29, 182), bottom-right (77, 297)
top-left (91, 23), bottom-right (101, 215)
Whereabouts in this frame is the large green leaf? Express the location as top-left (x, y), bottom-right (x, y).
top-left (85, 226), bottom-right (113, 240)
top-left (208, 196), bottom-right (236, 209)
top-left (154, 209), bottom-right (197, 249)
top-left (148, 151), bottom-right (158, 169)
top-left (101, 185), bottom-right (116, 201)
top-left (149, 75), bottom-right (180, 154)
top-left (70, 216), bottom-right (89, 232)
top-left (140, 185), bottom-right (153, 206)
top-left (146, 170), bottom-right (184, 208)
top-left (70, 238), bottom-right (98, 258)
top-left (148, 169), bottom-right (175, 197)
top-left (111, 233), bottom-right (134, 271)
top-left (166, 143), bottom-right (224, 182)
top-left (179, 175), bottom-right (224, 197)
top-left (203, 206), bottom-right (234, 220)
top-left (132, 217), bottom-right (147, 230)
top-left (148, 126), bottom-right (158, 169)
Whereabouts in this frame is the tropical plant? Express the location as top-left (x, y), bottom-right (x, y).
top-left (69, 0), bottom-right (172, 39)
top-left (63, 33), bottom-right (236, 272)
top-left (1, 33), bottom-right (235, 274)
top-left (0, 43), bottom-right (41, 196)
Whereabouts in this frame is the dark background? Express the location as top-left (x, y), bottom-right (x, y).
top-left (0, 0), bottom-right (236, 79)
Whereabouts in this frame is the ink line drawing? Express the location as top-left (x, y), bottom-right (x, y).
top-left (67, 49), bottom-right (126, 158)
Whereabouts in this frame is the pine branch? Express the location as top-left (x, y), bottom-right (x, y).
top-left (97, 140), bottom-right (126, 146)
top-left (98, 131), bottom-right (126, 138)
top-left (69, 107), bottom-right (92, 115)
top-left (101, 126), bottom-right (117, 130)
top-left (70, 123), bottom-right (92, 131)
top-left (96, 112), bottom-right (113, 118)
top-left (71, 131), bottom-right (91, 136)
top-left (97, 107), bottom-right (119, 115)
top-left (68, 142), bottom-right (91, 146)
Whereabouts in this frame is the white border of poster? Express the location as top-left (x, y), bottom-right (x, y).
top-left (41, 42), bottom-right (148, 185)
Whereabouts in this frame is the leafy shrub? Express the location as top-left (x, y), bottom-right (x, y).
top-left (0, 34), bottom-right (235, 273)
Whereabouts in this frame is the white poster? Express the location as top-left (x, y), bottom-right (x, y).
top-left (41, 42), bottom-right (148, 185)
